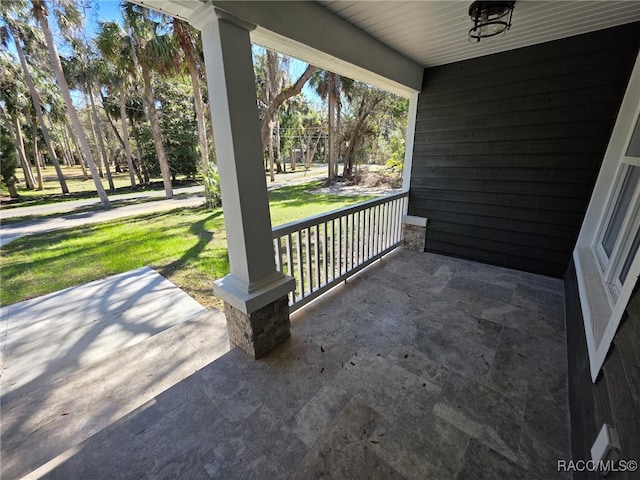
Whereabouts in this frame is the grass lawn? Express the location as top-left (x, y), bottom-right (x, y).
top-left (0, 181), bottom-right (372, 309)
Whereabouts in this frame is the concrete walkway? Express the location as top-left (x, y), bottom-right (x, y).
top-left (0, 188), bottom-right (206, 247)
top-left (0, 267), bottom-right (230, 480)
top-left (0, 186), bottom-right (204, 221)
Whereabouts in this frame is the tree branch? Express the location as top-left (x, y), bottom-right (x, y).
top-left (261, 64), bottom-right (317, 146)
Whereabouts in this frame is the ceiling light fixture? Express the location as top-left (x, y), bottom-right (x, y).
top-left (468, 1), bottom-right (515, 43)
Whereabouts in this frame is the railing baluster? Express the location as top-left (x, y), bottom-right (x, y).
top-left (306, 227), bottom-right (313, 294)
top-left (371, 205), bottom-right (377, 256)
top-left (350, 213), bottom-right (355, 270)
top-left (331, 219), bottom-right (336, 282)
top-left (390, 201), bottom-right (395, 247)
top-left (272, 192), bottom-right (408, 312)
top-left (356, 210), bottom-right (361, 266)
top-left (377, 204), bottom-right (383, 254)
top-left (286, 233), bottom-right (294, 301)
top-left (296, 231), bottom-right (304, 300)
top-left (367, 206), bottom-right (372, 258)
top-left (396, 199), bottom-right (402, 243)
top-left (379, 204), bottom-right (385, 253)
top-left (384, 201), bottom-right (391, 250)
top-left (323, 221), bottom-right (328, 286)
top-left (314, 224), bottom-right (320, 291)
top-left (338, 216), bottom-right (343, 276)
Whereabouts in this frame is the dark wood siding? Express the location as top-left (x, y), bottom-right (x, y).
top-left (565, 262), bottom-right (640, 478)
top-left (409, 23), bottom-right (640, 277)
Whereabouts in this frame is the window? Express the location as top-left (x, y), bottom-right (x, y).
top-left (595, 162), bottom-right (640, 301)
top-left (574, 51), bottom-right (640, 382)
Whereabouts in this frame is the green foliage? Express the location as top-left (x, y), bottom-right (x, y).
top-left (203, 161), bottom-right (221, 208)
top-left (0, 123), bottom-right (18, 188)
top-left (385, 130), bottom-right (406, 171)
top-left (137, 76), bottom-right (199, 179)
top-left (341, 82), bottom-right (408, 173)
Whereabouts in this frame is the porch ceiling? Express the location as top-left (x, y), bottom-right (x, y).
top-left (136, 1), bottom-right (640, 73)
top-left (319, 1), bottom-right (640, 67)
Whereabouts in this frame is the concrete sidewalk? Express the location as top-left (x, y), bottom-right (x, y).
top-left (0, 194), bottom-right (206, 247)
top-left (0, 186), bottom-right (204, 221)
top-left (0, 267), bottom-right (230, 479)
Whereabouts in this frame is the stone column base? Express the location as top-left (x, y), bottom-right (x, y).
top-left (403, 224), bottom-right (426, 250)
top-left (403, 215), bottom-right (428, 251)
top-left (223, 295), bottom-right (291, 358)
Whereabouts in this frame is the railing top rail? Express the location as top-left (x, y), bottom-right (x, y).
top-left (272, 191), bottom-right (408, 239)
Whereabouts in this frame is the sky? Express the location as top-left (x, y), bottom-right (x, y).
top-left (2, 1), bottom-right (322, 109)
top-left (77, 0), bottom-right (322, 107)
top-left (84, 0), bottom-right (123, 35)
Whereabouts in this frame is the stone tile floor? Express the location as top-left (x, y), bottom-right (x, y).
top-left (25, 249), bottom-right (570, 479)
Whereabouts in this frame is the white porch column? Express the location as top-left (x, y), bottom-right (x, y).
top-left (190, 6), bottom-right (295, 358)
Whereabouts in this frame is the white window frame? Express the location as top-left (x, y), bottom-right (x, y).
top-left (573, 49), bottom-right (640, 382)
top-left (593, 162), bottom-right (640, 302)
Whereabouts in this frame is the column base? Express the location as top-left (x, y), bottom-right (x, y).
top-left (403, 215), bottom-right (428, 251)
top-left (224, 295), bottom-right (291, 358)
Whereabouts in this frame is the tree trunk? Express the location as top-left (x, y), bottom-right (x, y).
top-left (31, 117), bottom-right (44, 190)
top-left (343, 116), bottom-right (369, 179)
top-left (141, 66), bottom-right (172, 199)
top-left (7, 181), bottom-right (19, 198)
top-left (89, 87), bottom-right (114, 190)
top-left (173, 18), bottom-right (212, 187)
top-left (290, 145), bottom-right (296, 172)
top-left (118, 87), bottom-right (137, 187)
top-left (105, 97), bottom-right (142, 185)
top-left (14, 32), bottom-right (69, 193)
top-left (65, 121), bottom-right (88, 180)
top-left (275, 115), bottom-right (283, 173)
top-left (327, 96), bottom-right (335, 180)
top-left (85, 95), bottom-right (104, 178)
top-left (260, 64), bottom-right (317, 146)
top-left (305, 129), bottom-right (322, 170)
top-left (62, 140), bottom-right (73, 167)
top-left (10, 114), bottom-right (36, 189)
top-left (268, 120), bottom-right (275, 182)
top-left (185, 48), bottom-right (209, 181)
top-left (134, 130), bottom-right (149, 184)
top-left (33, 4), bottom-right (110, 208)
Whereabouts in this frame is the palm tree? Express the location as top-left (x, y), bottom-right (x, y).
top-left (4, 15), bottom-right (69, 194)
top-left (31, 0), bottom-right (110, 208)
top-left (265, 50), bottom-right (287, 181)
top-left (64, 44), bottom-right (116, 190)
top-left (172, 20), bottom-right (211, 186)
top-left (0, 41), bottom-right (36, 190)
top-left (95, 20), bottom-right (137, 188)
top-left (312, 70), bottom-right (353, 180)
top-left (123, 4), bottom-right (179, 199)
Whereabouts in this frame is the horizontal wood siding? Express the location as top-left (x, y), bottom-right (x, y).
top-left (565, 262), bottom-right (640, 478)
top-left (409, 23), bottom-right (640, 277)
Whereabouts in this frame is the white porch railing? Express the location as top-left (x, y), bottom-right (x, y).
top-left (272, 192), bottom-right (409, 312)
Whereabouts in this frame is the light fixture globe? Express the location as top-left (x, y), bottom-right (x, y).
top-left (469, 1), bottom-right (515, 42)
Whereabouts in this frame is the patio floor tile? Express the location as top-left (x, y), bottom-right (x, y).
top-left (7, 250), bottom-right (570, 479)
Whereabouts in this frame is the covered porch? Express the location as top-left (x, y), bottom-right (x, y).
top-left (24, 249), bottom-right (569, 479)
top-left (4, 1), bottom-right (638, 478)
